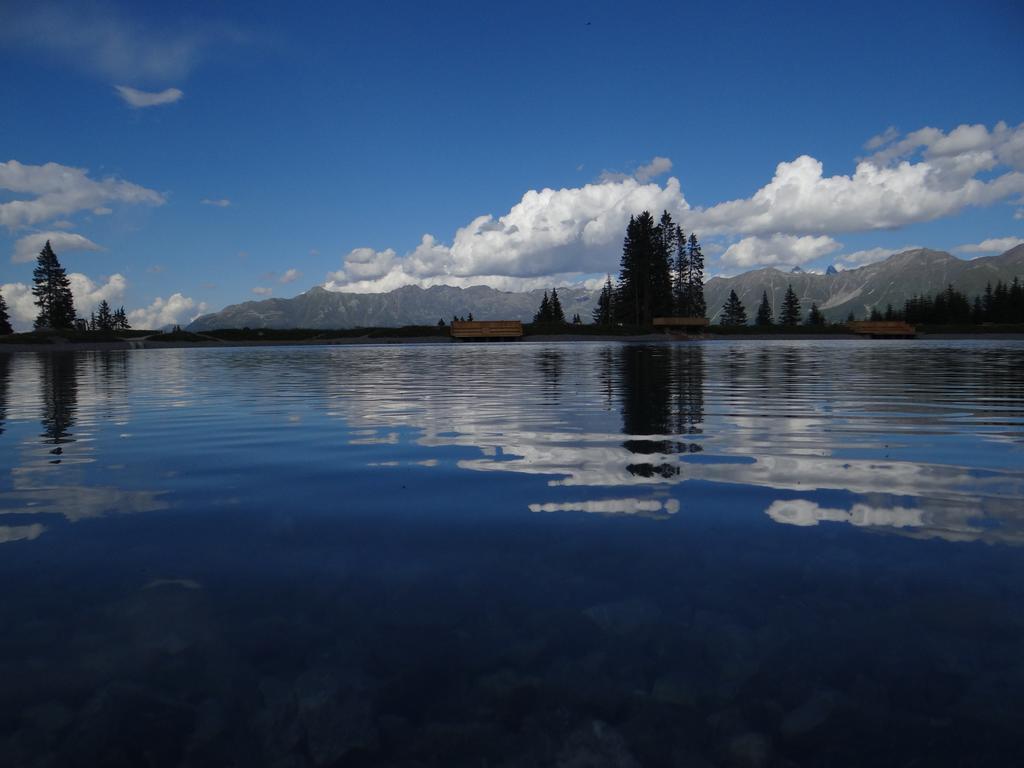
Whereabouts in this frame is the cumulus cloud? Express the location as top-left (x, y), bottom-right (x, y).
top-left (326, 176), bottom-right (688, 292)
top-left (115, 85), bottom-right (183, 107)
top-left (68, 272), bottom-right (127, 316)
top-left (279, 268), bottom-right (301, 284)
top-left (721, 234), bottom-right (840, 268)
top-left (0, 3), bottom-right (243, 81)
top-left (201, 198), bottom-right (231, 207)
top-left (687, 122), bottom-right (1024, 239)
top-left (634, 156), bottom-right (673, 182)
top-left (955, 236), bottom-right (1024, 254)
top-left (320, 121), bottom-right (1024, 287)
top-left (0, 282), bottom-right (38, 329)
top-left (0, 160), bottom-right (164, 229)
top-left (251, 286), bottom-right (272, 296)
top-left (12, 231), bottom-right (103, 263)
top-left (128, 293), bottom-right (206, 330)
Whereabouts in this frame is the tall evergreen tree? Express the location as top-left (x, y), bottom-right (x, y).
top-left (616, 212), bottom-right (659, 325)
top-left (549, 288), bottom-right (566, 323)
top-left (650, 211), bottom-right (675, 318)
top-left (95, 300), bottom-right (114, 332)
top-left (720, 290), bottom-right (747, 326)
top-left (0, 291), bottom-right (12, 335)
top-left (113, 305), bottom-right (131, 330)
top-left (806, 302), bottom-right (825, 326)
top-left (32, 241), bottom-right (77, 329)
top-left (592, 275), bottom-right (615, 325)
top-left (673, 224), bottom-right (688, 315)
top-left (684, 233), bottom-right (706, 317)
top-left (780, 284), bottom-right (801, 326)
top-left (755, 290), bottom-right (773, 326)
top-left (534, 290), bottom-right (551, 323)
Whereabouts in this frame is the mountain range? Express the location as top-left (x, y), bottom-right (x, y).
top-left (188, 246), bottom-right (1024, 330)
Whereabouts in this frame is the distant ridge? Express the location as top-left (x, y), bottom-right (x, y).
top-left (188, 246), bottom-right (1024, 330)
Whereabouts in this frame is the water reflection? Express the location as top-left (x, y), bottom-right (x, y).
top-left (621, 345), bottom-right (703, 478)
top-left (39, 353), bottom-right (78, 459)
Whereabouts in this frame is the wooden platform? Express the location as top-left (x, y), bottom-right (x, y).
top-left (450, 320), bottom-right (523, 340)
top-left (653, 317), bottom-right (709, 334)
top-left (847, 321), bottom-right (917, 338)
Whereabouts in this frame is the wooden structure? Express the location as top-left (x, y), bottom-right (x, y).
top-left (652, 317), bottom-right (710, 335)
top-left (450, 320), bottom-right (523, 340)
top-left (847, 320), bottom-right (917, 338)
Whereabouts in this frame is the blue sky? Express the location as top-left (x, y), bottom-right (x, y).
top-left (1, 0), bottom-right (1022, 328)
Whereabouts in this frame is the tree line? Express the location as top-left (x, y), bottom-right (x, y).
top-left (0, 241), bottom-right (131, 335)
top-left (716, 279), bottom-right (1024, 328)
top-left (874, 280), bottom-right (1024, 325)
top-left (719, 285), bottom-right (825, 327)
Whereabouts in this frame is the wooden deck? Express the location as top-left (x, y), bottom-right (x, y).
top-left (450, 320), bottom-right (523, 340)
top-left (847, 321), bottom-right (917, 338)
top-left (652, 317), bottom-right (710, 334)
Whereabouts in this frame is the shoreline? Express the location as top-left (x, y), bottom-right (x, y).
top-left (3, 331), bottom-right (1024, 353)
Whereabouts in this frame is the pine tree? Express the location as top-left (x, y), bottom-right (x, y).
top-left (650, 211), bottom-right (675, 318)
top-left (0, 291), bottom-right (12, 335)
top-left (616, 213), bottom-right (657, 325)
top-left (534, 290), bottom-right (552, 323)
top-left (32, 241), bottom-right (77, 329)
top-left (96, 300), bottom-right (114, 332)
top-left (685, 233), bottom-right (706, 318)
top-left (806, 303), bottom-right (825, 326)
top-left (780, 284), bottom-right (801, 326)
top-left (755, 291), bottom-right (773, 326)
top-left (720, 290), bottom-right (747, 326)
top-left (114, 306), bottom-right (131, 330)
top-left (549, 288), bottom-right (565, 323)
top-left (572, 313), bottom-right (582, 325)
top-left (673, 224), bottom-right (688, 315)
top-left (592, 275), bottom-right (615, 325)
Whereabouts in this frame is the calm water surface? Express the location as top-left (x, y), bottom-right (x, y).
top-left (1, 340), bottom-right (1022, 767)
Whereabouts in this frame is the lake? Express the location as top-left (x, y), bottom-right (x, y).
top-left (1, 340), bottom-right (1022, 767)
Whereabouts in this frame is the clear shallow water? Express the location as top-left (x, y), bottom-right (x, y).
top-left (1, 340), bottom-right (1022, 767)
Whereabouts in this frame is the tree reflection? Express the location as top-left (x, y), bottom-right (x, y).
top-left (39, 353), bottom-right (78, 460)
top-left (620, 344), bottom-right (704, 478)
top-left (0, 355), bottom-right (9, 436)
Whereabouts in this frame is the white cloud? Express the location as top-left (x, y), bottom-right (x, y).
top-left (863, 126), bottom-right (899, 151)
top-left (955, 236), bottom-right (1024, 254)
top-left (128, 293), bottom-right (206, 329)
top-left (115, 85), bottom-right (183, 108)
top-left (68, 272), bottom-right (127, 316)
top-left (634, 156), bottom-right (673, 182)
top-left (279, 268), bottom-right (301, 284)
top-left (251, 286), bottom-right (272, 296)
top-left (721, 234), bottom-right (840, 268)
top-left (201, 198), bottom-right (231, 207)
top-left (0, 282), bottom-right (37, 329)
top-left (0, 160), bottom-right (164, 229)
top-left (326, 176), bottom-right (688, 292)
top-left (12, 231), bottom-right (103, 263)
top-left (690, 122), bottom-right (1024, 239)
top-left (0, 3), bottom-right (242, 81)
top-left (321, 121), bottom-right (1024, 286)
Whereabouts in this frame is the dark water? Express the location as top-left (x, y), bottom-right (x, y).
top-left (1, 341), bottom-right (1022, 767)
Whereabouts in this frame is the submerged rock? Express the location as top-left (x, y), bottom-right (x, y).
top-left (780, 689), bottom-right (839, 737)
top-left (557, 720), bottom-right (640, 768)
top-left (726, 732), bottom-right (771, 768)
top-left (583, 599), bottom-right (661, 635)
